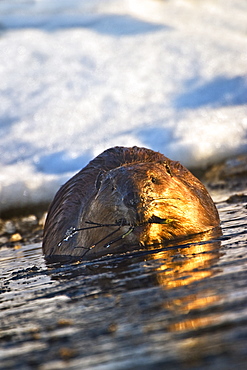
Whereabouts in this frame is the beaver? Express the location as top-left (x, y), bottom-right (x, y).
top-left (42, 146), bottom-right (221, 260)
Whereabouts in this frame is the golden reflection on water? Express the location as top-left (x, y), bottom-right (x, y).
top-left (154, 242), bottom-right (218, 288)
top-left (147, 231), bottom-right (222, 335)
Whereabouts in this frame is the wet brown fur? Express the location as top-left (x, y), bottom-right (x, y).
top-left (42, 146), bottom-right (220, 259)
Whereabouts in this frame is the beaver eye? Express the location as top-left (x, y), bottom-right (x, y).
top-left (151, 176), bottom-right (157, 183)
top-left (164, 162), bottom-right (172, 176)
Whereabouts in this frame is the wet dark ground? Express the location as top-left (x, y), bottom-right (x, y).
top-left (1, 159), bottom-right (247, 369)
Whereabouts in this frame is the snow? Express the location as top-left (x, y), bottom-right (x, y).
top-left (0, 0), bottom-right (247, 212)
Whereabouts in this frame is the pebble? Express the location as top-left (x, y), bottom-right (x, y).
top-left (0, 236), bottom-right (8, 244)
top-left (10, 233), bottom-right (22, 242)
top-left (4, 220), bottom-right (16, 234)
top-left (16, 215), bottom-right (38, 230)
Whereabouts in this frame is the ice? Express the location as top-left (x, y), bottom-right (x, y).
top-left (0, 0), bottom-right (246, 212)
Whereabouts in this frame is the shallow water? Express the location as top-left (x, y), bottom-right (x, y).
top-left (1, 195), bottom-right (247, 370)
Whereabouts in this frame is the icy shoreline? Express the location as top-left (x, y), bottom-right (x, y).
top-left (0, 0), bottom-right (246, 212)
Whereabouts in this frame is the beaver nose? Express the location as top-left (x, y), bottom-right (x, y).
top-left (123, 192), bottom-right (141, 208)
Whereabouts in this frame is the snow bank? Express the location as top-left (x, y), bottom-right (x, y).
top-left (0, 0), bottom-right (246, 212)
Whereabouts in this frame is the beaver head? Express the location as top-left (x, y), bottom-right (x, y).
top-left (42, 147), bottom-right (221, 260)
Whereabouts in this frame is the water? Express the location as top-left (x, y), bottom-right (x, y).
top-left (1, 195), bottom-right (247, 369)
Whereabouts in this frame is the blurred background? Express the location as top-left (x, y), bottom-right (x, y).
top-left (0, 0), bottom-right (246, 213)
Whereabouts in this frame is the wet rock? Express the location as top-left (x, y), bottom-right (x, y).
top-left (9, 233), bottom-right (22, 242)
top-left (203, 153), bottom-right (247, 191)
top-left (226, 193), bottom-right (247, 203)
top-left (0, 236), bottom-right (8, 245)
top-left (4, 220), bottom-right (16, 234)
top-left (15, 215), bottom-right (38, 230)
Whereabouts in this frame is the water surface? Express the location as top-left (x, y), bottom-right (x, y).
top-left (1, 196), bottom-right (247, 369)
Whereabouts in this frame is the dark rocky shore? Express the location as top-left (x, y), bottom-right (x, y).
top-left (0, 213), bottom-right (45, 249)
